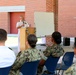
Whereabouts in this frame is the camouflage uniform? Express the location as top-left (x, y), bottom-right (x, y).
top-left (38, 44), bottom-right (64, 74)
top-left (64, 63), bottom-right (76, 75)
top-left (43, 44), bottom-right (64, 57)
top-left (9, 48), bottom-right (47, 75)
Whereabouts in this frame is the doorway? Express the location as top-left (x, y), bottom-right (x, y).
top-left (10, 12), bottom-right (25, 34)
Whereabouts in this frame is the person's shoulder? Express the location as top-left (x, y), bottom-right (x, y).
top-left (33, 48), bottom-right (40, 51)
top-left (46, 46), bottom-right (52, 50)
top-left (58, 44), bottom-right (63, 49)
top-left (57, 45), bottom-right (64, 53)
top-left (16, 21), bottom-right (20, 25)
top-left (34, 49), bottom-right (43, 55)
top-left (52, 44), bottom-right (61, 49)
top-left (24, 20), bottom-right (28, 24)
top-left (23, 49), bottom-right (30, 53)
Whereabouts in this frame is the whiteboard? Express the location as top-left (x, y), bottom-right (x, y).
top-left (34, 12), bottom-right (55, 37)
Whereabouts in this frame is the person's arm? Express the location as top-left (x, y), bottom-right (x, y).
top-left (38, 51), bottom-right (47, 65)
top-left (40, 50), bottom-right (47, 60)
top-left (44, 46), bottom-right (64, 57)
top-left (16, 22), bottom-right (24, 29)
top-left (24, 21), bottom-right (29, 27)
top-left (16, 25), bottom-right (24, 29)
top-left (43, 47), bottom-right (51, 57)
top-left (11, 51), bottom-right (26, 70)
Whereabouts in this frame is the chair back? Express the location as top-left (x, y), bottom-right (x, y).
top-left (20, 60), bottom-right (40, 75)
top-left (45, 56), bottom-right (60, 74)
top-left (62, 52), bottom-right (74, 67)
top-left (0, 66), bottom-right (11, 75)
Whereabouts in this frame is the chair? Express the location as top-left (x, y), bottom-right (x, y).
top-left (56, 52), bottom-right (74, 75)
top-left (20, 60), bottom-right (40, 75)
top-left (0, 66), bottom-right (11, 75)
top-left (42, 56), bottom-right (60, 75)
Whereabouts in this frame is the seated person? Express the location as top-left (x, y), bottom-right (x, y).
top-left (38, 31), bottom-right (64, 74)
top-left (58, 41), bottom-right (76, 64)
top-left (0, 29), bottom-right (16, 68)
top-left (64, 42), bottom-right (76, 75)
top-left (9, 34), bottom-right (47, 75)
top-left (64, 63), bottom-right (76, 75)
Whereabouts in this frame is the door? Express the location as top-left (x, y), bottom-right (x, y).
top-left (10, 12), bottom-right (25, 34)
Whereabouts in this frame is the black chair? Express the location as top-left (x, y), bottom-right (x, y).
top-left (56, 52), bottom-right (74, 75)
top-left (20, 60), bottom-right (40, 75)
top-left (0, 66), bottom-right (11, 75)
top-left (42, 56), bottom-right (60, 75)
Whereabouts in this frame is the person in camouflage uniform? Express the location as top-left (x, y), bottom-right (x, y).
top-left (44, 31), bottom-right (64, 57)
top-left (37, 31), bottom-right (64, 74)
top-left (9, 34), bottom-right (47, 75)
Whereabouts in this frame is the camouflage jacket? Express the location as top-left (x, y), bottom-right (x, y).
top-left (43, 44), bottom-right (64, 57)
top-left (9, 48), bottom-right (47, 75)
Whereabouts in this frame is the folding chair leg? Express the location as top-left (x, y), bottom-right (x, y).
top-left (58, 70), bottom-right (61, 75)
top-left (55, 70), bottom-right (58, 75)
top-left (55, 70), bottom-right (60, 75)
top-left (61, 70), bottom-right (64, 75)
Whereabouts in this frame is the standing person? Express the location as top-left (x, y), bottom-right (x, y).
top-left (9, 34), bottom-right (47, 75)
top-left (16, 15), bottom-right (29, 52)
top-left (0, 29), bottom-right (16, 68)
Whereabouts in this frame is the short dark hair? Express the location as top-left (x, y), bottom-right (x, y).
top-left (52, 31), bottom-right (61, 44)
top-left (27, 34), bottom-right (37, 48)
top-left (0, 29), bottom-right (7, 42)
